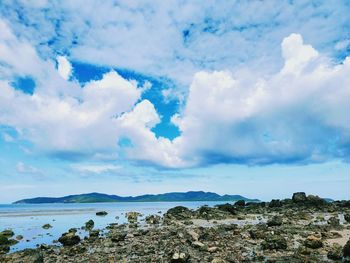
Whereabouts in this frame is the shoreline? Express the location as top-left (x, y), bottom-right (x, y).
top-left (1, 193), bottom-right (350, 262)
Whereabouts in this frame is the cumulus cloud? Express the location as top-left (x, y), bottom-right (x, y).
top-left (1, 14), bottom-right (350, 170)
top-left (170, 34), bottom-right (350, 167)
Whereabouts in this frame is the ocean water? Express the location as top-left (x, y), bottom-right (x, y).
top-left (0, 201), bottom-right (227, 252)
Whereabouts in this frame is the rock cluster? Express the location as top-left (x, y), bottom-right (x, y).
top-left (1, 192), bottom-right (350, 262)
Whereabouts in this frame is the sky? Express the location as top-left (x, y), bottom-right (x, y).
top-left (1, 0), bottom-right (350, 203)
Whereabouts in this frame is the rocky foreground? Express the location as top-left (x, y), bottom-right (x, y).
top-left (1, 192), bottom-right (350, 262)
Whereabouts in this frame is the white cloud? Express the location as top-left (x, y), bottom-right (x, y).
top-left (0, 20), bottom-right (143, 159)
top-left (57, 55), bottom-right (72, 80)
top-left (1, 1), bottom-right (349, 86)
top-left (73, 164), bottom-right (121, 174)
top-left (169, 34), bottom-right (350, 167)
top-left (16, 162), bottom-right (41, 174)
top-left (2, 133), bottom-right (14, 142)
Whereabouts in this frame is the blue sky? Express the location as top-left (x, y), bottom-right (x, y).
top-left (1, 0), bottom-right (350, 203)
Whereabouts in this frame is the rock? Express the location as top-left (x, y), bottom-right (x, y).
top-left (42, 224), bottom-right (52, 229)
top-left (211, 258), bottom-right (227, 263)
top-left (68, 228), bottom-right (77, 234)
top-left (267, 216), bottom-right (283, 227)
top-left (15, 235), bottom-right (23, 241)
top-left (85, 219), bottom-right (94, 230)
top-left (307, 195), bottom-right (327, 206)
top-left (58, 232), bottom-right (81, 246)
top-left (192, 241), bottom-right (204, 248)
top-left (171, 251), bottom-right (189, 262)
top-left (215, 203), bottom-right (236, 215)
top-left (344, 239), bottom-right (350, 257)
top-left (292, 192), bottom-right (307, 203)
top-left (269, 199), bottom-right (282, 208)
top-left (261, 235), bottom-right (287, 250)
top-left (0, 229), bottom-right (14, 238)
top-left (327, 243), bottom-right (342, 260)
top-left (126, 212), bottom-right (140, 223)
top-left (304, 235), bottom-right (323, 249)
top-left (345, 213), bottom-right (350, 223)
top-left (89, 230), bottom-right (99, 238)
top-left (110, 231), bottom-right (127, 242)
top-left (234, 200), bottom-right (245, 207)
top-left (96, 211), bottom-right (108, 216)
top-left (165, 206), bottom-right (192, 220)
top-left (207, 246), bottom-right (218, 253)
top-left (327, 216), bottom-right (340, 227)
top-left (186, 229), bottom-right (199, 241)
top-left (145, 214), bottom-right (161, 225)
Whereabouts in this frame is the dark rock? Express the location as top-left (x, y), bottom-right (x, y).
top-left (165, 206), bottom-right (192, 220)
top-left (269, 199), bottom-right (282, 208)
top-left (215, 203), bottom-right (236, 215)
top-left (110, 231), bottom-right (127, 242)
top-left (0, 235), bottom-right (9, 246)
top-left (345, 213), bottom-right (350, 223)
top-left (0, 230), bottom-right (14, 238)
top-left (327, 243), bottom-right (342, 260)
top-left (42, 224), bottom-right (52, 229)
top-left (89, 230), bottom-right (99, 238)
top-left (344, 239), bottom-right (350, 257)
top-left (304, 235), bottom-right (323, 249)
top-left (327, 216), bottom-right (340, 227)
top-left (126, 212), bottom-right (140, 223)
top-left (267, 216), bottom-right (283, 227)
top-left (85, 219), bottom-right (94, 230)
top-left (261, 235), bottom-right (287, 250)
top-left (306, 195), bottom-right (327, 206)
top-left (58, 232), bottom-right (81, 246)
top-left (234, 200), bottom-right (245, 207)
top-left (145, 214), bottom-right (161, 224)
top-left (292, 192), bottom-right (307, 203)
top-left (96, 211), bottom-right (108, 216)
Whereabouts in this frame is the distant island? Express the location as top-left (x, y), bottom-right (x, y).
top-left (13, 191), bottom-right (259, 204)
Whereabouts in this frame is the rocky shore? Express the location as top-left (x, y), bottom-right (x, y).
top-left (1, 192), bottom-right (350, 262)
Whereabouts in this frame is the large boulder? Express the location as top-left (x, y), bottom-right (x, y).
top-left (327, 243), bottom-right (342, 260)
top-left (58, 232), bottom-right (81, 246)
top-left (126, 212), bottom-right (141, 223)
top-left (234, 200), bottom-right (245, 207)
top-left (261, 235), bottom-right (287, 250)
top-left (0, 230), bottom-right (14, 238)
top-left (268, 199), bottom-right (282, 208)
top-left (215, 203), bottom-right (236, 215)
top-left (304, 235), bottom-right (323, 249)
top-left (165, 206), bottom-right (192, 220)
top-left (267, 216), bottom-right (283, 227)
top-left (85, 219), bottom-right (94, 230)
top-left (292, 192), bottom-right (307, 203)
top-left (145, 214), bottom-right (161, 225)
top-left (96, 211), bottom-right (108, 216)
top-left (344, 239), bottom-right (350, 258)
top-left (306, 195), bottom-right (327, 206)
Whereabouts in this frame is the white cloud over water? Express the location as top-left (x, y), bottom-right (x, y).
top-left (1, 13), bottom-right (350, 170)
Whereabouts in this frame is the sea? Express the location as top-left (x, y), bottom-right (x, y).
top-left (0, 201), bottom-right (227, 252)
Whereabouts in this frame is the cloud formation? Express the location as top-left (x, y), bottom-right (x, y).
top-left (1, 0), bottom-right (349, 86)
top-left (1, 10), bottom-right (350, 170)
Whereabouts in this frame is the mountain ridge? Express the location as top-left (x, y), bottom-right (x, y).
top-left (13, 191), bottom-right (259, 204)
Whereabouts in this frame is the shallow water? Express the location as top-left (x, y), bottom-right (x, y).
top-left (0, 201), bottom-right (227, 251)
